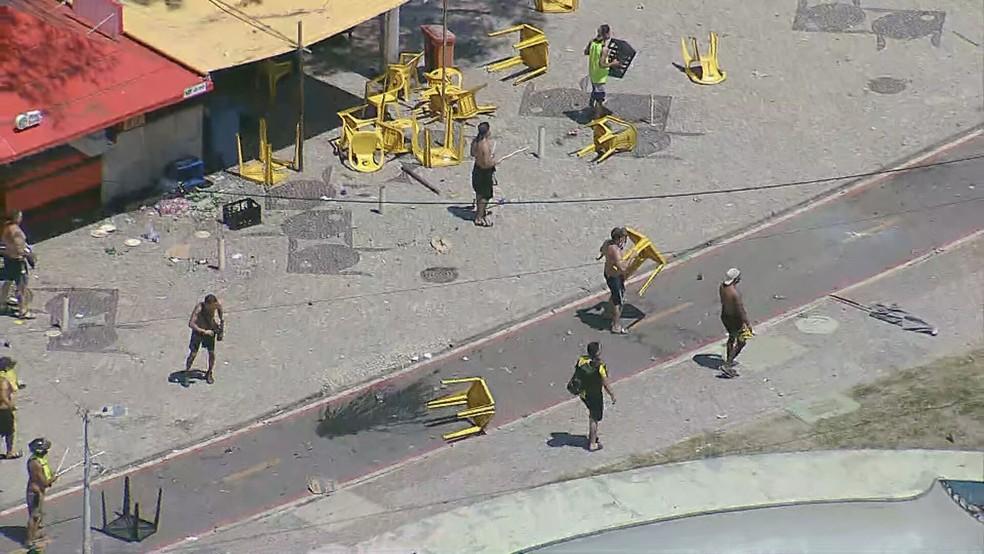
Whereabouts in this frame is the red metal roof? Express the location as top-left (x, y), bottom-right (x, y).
top-left (0, 0), bottom-right (212, 164)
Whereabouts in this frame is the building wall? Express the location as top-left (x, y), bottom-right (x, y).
top-left (101, 103), bottom-right (203, 206)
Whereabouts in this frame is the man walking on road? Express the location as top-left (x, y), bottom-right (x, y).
top-left (720, 268), bottom-right (753, 378)
top-left (0, 357), bottom-right (21, 460)
top-left (600, 227), bottom-right (630, 334)
top-left (584, 24), bottom-right (621, 121)
top-left (574, 342), bottom-right (616, 451)
top-left (470, 122), bottom-right (496, 227)
top-left (26, 437), bottom-right (56, 546)
top-left (186, 294), bottom-right (224, 385)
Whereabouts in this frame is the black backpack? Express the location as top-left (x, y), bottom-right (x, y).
top-left (566, 360), bottom-right (586, 395)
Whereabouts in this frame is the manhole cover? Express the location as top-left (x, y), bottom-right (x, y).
top-left (283, 210), bottom-right (352, 242)
top-left (421, 267), bottom-right (459, 283)
top-left (288, 243), bottom-right (360, 274)
top-left (871, 11), bottom-right (944, 42)
top-left (795, 314), bottom-right (840, 335)
top-left (868, 76), bottom-right (907, 94)
top-left (799, 3), bottom-right (866, 32)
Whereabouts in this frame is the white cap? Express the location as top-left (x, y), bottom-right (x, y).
top-left (723, 268), bottom-right (741, 285)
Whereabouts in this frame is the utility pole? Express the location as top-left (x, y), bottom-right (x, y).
top-left (82, 410), bottom-right (92, 554)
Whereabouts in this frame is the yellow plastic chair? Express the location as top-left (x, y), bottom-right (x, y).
top-left (347, 130), bottom-right (385, 173)
top-left (485, 24), bottom-right (549, 85)
top-left (365, 71), bottom-right (408, 121)
top-left (378, 119), bottom-right (411, 155)
top-left (450, 86), bottom-right (497, 121)
top-left (424, 66), bottom-right (464, 89)
top-left (534, 0), bottom-right (578, 12)
top-left (680, 32), bottom-right (726, 85)
top-left (426, 377), bottom-right (495, 442)
top-left (392, 51), bottom-right (424, 97)
top-left (236, 118), bottom-right (292, 186)
top-left (621, 227), bottom-right (668, 296)
top-left (408, 112), bottom-right (464, 168)
top-left (334, 104), bottom-right (375, 153)
top-left (574, 115), bottom-right (637, 163)
top-left (257, 58), bottom-right (293, 103)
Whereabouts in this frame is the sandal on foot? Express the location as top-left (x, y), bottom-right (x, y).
top-left (1, 451), bottom-right (23, 459)
top-left (17, 312), bottom-right (36, 320)
top-left (206, 371), bottom-right (215, 385)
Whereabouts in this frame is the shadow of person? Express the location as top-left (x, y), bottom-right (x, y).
top-left (0, 525), bottom-right (26, 546)
top-left (167, 370), bottom-right (207, 387)
top-left (446, 205), bottom-right (476, 222)
top-left (546, 432), bottom-right (589, 449)
top-left (692, 353), bottom-right (725, 370)
top-left (576, 302), bottom-right (645, 331)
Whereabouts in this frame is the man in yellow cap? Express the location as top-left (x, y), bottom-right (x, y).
top-left (26, 437), bottom-right (56, 546)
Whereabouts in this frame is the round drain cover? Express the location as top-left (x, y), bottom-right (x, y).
top-left (795, 314), bottom-right (840, 335)
top-left (421, 267), bottom-right (459, 284)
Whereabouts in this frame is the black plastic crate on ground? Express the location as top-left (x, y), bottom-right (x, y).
top-left (222, 198), bottom-right (262, 230)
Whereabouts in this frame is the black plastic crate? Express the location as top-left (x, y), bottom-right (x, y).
top-left (222, 198), bottom-right (261, 230)
top-left (607, 39), bottom-right (636, 79)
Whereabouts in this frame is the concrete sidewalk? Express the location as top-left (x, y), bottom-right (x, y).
top-left (181, 220), bottom-right (984, 553)
top-left (0, 0), bottom-right (980, 512)
top-left (356, 449), bottom-right (984, 554)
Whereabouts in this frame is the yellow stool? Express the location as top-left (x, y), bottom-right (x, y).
top-left (426, 377), bottom-right (495, 442)
top-left (574, 115), bottom-right (637, 163)
top-left (680, 32), bottom-right (726, 85)
top-left (485, 24), bottom-right (549, 85)
top-left (621, 227), bottom-right (668, 296)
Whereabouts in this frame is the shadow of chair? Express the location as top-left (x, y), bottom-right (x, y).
top-left (426, 377), bottom-right (495, 442)
top-left (485, 24), bottom-right (549, 85)
top-left (574, 114), bottom-right (637, 163)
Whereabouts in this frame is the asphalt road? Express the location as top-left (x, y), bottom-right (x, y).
top-left (531, 481), bottom-right (984, 553)
top-left (0, 134), bottom-right (981, 553)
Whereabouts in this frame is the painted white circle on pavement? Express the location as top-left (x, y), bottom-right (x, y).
top-left (795, 314), bottom-right (839, 335)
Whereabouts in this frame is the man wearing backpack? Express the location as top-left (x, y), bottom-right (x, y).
top-left (569, 342), bottom-right (616, 451)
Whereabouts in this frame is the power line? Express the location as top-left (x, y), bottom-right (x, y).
top-left (7, 193), bottom-right (982, 338)
top-left (200, 152), bottom-right (984, 207)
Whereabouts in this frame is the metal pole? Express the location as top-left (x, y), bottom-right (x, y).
top-left (217, 237), bottom-right (226, 271)
top-left (296, 21), bottom-right (305, 172)
top-left (536, 126), bottom-right (546, 159)
top-left (440, 0), bottom-right (448, 105)
top-left (82, 410), bottom-right (92, 554)
top-left (61, 296), bottom-right (70, 330)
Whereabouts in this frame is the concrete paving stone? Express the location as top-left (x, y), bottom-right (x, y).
top-left (785, 392), bottom-right (862, 424)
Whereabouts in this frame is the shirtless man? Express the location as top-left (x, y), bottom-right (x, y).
top-left (0, 210), bottom-right (35, 319)
top-left (185, 294), bottom-right (224, 385)
top-left (0, 357), bottom-right (20, 460)
top-left (26, 437), bottom-right (56, 546)
top-left (600, 227), bottom-right (630, 334)
top-left (470, 122), bottom-right (496, 227)
top-left (719, 268), bottom-right (752, 377)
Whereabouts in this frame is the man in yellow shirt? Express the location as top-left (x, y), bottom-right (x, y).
top-left (583, 24), bottom-right (622, 121)
top-left (574, 342), bottom-right (616, 451)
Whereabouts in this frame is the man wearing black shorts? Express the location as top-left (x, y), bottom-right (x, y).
top-left (470, 122), bottom-right (496, 227)
top-left (185, 294), bottom-right (224, 385)
top-left (720, 268), bottom-right (752, 378)
top-left (574, 342), bottom-right (616, 451)
top-left (600, 227), bottom-right (630, 334)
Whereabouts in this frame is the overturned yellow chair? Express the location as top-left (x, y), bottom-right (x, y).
top-left (622, 227), bottom-right (668, 296)
top-left (485, 24), bottom-right (549, 85)
top-left (426, 377), bottom-right (495, 442)
top-left (409, 111), bottom-right (466, 168)
top-left (534, 0), bottom-right (577, 12)
top-left (236, 118), bottom-right (298, 186)
top-left (681, 32), bottom-right (726, 85)
top-left (574, 115), bottom-right (637, 163)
